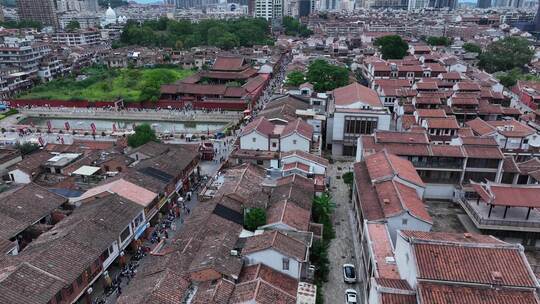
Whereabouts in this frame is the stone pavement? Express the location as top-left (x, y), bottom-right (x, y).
top-left (324, 161), bottom-right (363, 304)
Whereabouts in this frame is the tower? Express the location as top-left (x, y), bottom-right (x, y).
top-left (16, 0), bottom-right (59, 28)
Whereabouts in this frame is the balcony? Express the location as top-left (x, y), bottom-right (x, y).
top-left (411, 160), bottom-right (462, 169)
top-left (458, 196), bottom-right (540, 232)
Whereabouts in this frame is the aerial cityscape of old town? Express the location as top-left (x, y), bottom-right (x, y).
top-left (2, 0), bottom-right (540, 303)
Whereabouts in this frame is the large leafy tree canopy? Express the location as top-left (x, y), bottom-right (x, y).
top-left (120, 17), bottom-right (273, 50)
top-left (282, 16), bottom-right (313, 37)
top-left (463, 42), bottom-right (482, 54)
top-left (426, 36), bottom-right (452, 46)
top-left (244, 208), bottom-right (266, 231)
top-left (285, 71), bottom-right (306, 87)
top-left (307, 60), bottom-right (350, 92)
top-left (478, 37), bottom-right (533, 73)
top-left (127, 123), bottom-right (157, 148)
top-left (374, 35), bottom-right (409, 60)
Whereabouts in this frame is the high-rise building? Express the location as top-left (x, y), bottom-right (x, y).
top-left (254, 0), bottom-right (282, 21)
top-left (426, 0), bottom-right (457, 9)
top-left (535, 0), bottom-right (540, 31)
top-left (16, 0), bottom-right (59, 28)
top-left (477, 0), bottom-right (491, 8)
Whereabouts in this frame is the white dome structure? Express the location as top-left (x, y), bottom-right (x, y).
top-left (102, 5), bottom-right (117, 26)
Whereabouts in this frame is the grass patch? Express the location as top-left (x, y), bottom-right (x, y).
top-left (0, 109), bottom-right (19, 120)
top-left (18, 65), bottom-right (194, 102)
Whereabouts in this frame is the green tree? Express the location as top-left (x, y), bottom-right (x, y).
top-left (244, 208), bottom-right (266, 231)
top-left (374, 35), bottom-right (409, 60)
top-left (496, 68), bottom-right (540, 88)
top-left (426, 36), bottom-right (452, 46)
top-left (310, 240), bottom-right (330, 282)
top-left (66, 20), bottom-right (80, 31)
top-left (15, 142), bottom-right (39, 155)
top-left (285, 71), bottom-right (305, 87)
top-left (127, 123), bottom-right (157, 148)
top-left (478, 37), bottom-right (534, 73)
top-left (463, 42), bottom-right (482, 54)
top-left (342, 172), bottom-right (353, 185)
top-left (307, 60), bottom-right (349, 92)
top-left (313, 193), bottom-right (336, 241)
top-left (282, 16), bottom-right (313, 37)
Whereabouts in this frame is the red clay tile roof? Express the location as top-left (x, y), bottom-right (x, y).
top-left (400, 230), bottom-right (506, 244)
top-left (380, 293), bottom-right (417, 304)
top-left (353, 162), bottom-right (385, 221)
top-left (460, 136), bottom-right (498, 146)
top-left (465, 118), bottom-right (496, 136)
top-left (281, 118), bottom-right (313, 140)
top-left (265, 199), bottom-right (311, 231)
top-left (451, 96), bottom-right (479, 106)
top-left (238, 264), bottom-right (298, 296)
top-left (425, 117), bottom-right (459, 129)
top-left (417, 282), bottom-right (540, 304)
top-left (366, 222), bottom-right (400, 279)
top-left (243, 231), bottom-right (307, 261)
top-left (463, 145), bottom-right (504, 159)
top-left (503, 156), bottom-right (520, 173)
top-left (472, 182), bottom-right (540, 208)
top-left (415, 82), bottom-right (439, 90)
top-left (414, 96), bottom-right (441, 105)
top-left (212, 55), bottom-right (246, 71)
top-left (365, 150), bottom-right (425, 187)
top-left (229, 279), bottom-right (296, 304)
top-left (280, 150), bottom-right (329, 167)
top-left (413, 241), bottom-right (537, 287)
top-left (375, 278), bottom-right (413, 290)
top-left (374, 130), bottom-right (429, 144)
top-left (394, 182), bottom-right (432, 223)
top-left (488, 119), bottom-right (535, 138)
top-left (430, 145), bottom-right (464, 157)
top-left (333, 82), bottom-right (382, 107)
top-left (415, 109), bottom-right (447, 118)
top-left (240, 116), bottom-right (275, 137)
top-left (455, 82), bottom-right (482, 91)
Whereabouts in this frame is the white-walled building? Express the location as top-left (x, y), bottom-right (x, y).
top-left (242, 230), bottom-right (309, 279)
top-left (326, 82), bottom-right (391, 157)
top-left (352, 150), bottom-right (433, 243)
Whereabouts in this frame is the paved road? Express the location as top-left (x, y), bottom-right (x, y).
top-left (324, 162), bottom-right (363, 304)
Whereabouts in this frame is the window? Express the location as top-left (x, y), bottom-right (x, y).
top-left (344, 116), bottom-right (378, 137)
top-left (55, 292), bottom-right (62, 303)
top-left (257, 160), bottom-right (264, 165)
top-left (120, 226), bottom-right (131, 243)
top-left (402, 218), bottom-right (408, 225)
top-left (293, 139), bottom-right (297, 145)
top-left (252, 137), bottom-right (256, 142)
top-left (282, 258), bottom-right (290, 270)
top-left (272, 142), bottom-right (277, 148)
top-left (133, 213), bottom-right (144, 228)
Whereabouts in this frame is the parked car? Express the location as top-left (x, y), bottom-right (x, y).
top-left (345, 289), bottom-right (358, 304)
top-left (343, 264), bottom-right (357, 283)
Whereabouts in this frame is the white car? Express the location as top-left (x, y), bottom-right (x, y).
top-left (345, 289), bottom-right (358, 304)
top-left (342, 264), bottom-right (357, 283)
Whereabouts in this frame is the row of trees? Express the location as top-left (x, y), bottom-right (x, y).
top-left (286, 59), bottom-right (350, 91)
top-left (426, 36), bottom-right (452, 46)
top-left (120, 18), bottom-right (273, 50)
